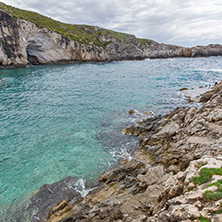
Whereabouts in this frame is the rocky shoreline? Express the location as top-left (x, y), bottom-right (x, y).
top-left (5, 82), bottom-right (222, 222)
top-left (29, 82), bottom-right (222, 222)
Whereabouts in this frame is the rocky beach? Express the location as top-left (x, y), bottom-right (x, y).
top-left (14, 82), bottom-right (220, 222)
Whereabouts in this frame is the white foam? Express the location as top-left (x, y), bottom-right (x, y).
top-left (110, 147), bottom-right (134, 161)
top-left (198, 68), bottom-right (222, 73)
top-left (74, 178), bottom-right (94, 198)
top-left (184, 86), bottom-right (213, 98)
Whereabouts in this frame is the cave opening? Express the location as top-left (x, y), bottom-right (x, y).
top-left (26, 43), bottom-right (40, 65)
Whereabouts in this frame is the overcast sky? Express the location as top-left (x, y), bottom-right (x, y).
top-left (1, 0), bottom-right (222, 47)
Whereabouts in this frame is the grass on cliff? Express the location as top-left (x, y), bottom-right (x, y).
top-left (0, 2), bottom-right (152, 47)
top-left (203, 180), bottom-right (222, 201)
top-left (199, 215), bottom-right (210, 222)
top-left (191, 167), bottom-right (222, 185)
top-left (191, 167), bottom-right (222, 201)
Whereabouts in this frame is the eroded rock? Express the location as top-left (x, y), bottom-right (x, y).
top-left (5, 176), bottom-right (81, 222)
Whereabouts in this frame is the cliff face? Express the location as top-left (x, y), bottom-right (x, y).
top-left (0, 9), bottom-right (148, 66)
top-left (1, 9), bottom-right (222, 67)
top-left (0, 10), bottom-right (102, 66)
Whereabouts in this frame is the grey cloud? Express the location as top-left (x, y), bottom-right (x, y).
top-left (2, 0), bottom-right (222, 46)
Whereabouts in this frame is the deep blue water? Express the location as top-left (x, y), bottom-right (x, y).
top-left (0, 57), bottom-right (222, 215)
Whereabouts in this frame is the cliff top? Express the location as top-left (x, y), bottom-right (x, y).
top-left (0, 2), bottom-right (152, 47)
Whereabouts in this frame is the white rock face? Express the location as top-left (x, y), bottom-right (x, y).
top-left (0, 10), bottom-right (107, 66)
top-left (19, 20), bottom-right (81, 63)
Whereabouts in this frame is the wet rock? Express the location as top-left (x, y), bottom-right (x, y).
top-left (200, 81), bottom-right (222, 102)
top-left (199, 90), bottom-right (215, 102)
top-left (123, 115), bottom-right (163, 137)
top-left (6, 176), bottom-right (81, 222)
top-left (179, 87), bottom-right (189, 91)
top-left (128, 109), bottom-right (135, 115)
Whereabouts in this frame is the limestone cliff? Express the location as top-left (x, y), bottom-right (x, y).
top-left (1, 3), bottom-right (222, 67)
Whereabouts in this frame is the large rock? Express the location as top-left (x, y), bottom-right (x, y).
top-left (130, 82), bottom-right (222, 170)
top-left (4, 176), bottom-right (81, 222)
top-left (148, 156), bottom-right (222, 222)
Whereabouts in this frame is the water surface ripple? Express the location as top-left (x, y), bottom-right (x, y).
top-left (0, 57), bottom-right (222, 212)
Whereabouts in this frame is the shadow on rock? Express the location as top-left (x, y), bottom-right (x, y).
top-left (4, 176), bottom-right (82, 222)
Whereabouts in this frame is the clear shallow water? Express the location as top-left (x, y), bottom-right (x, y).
top-left (0, 57), bottom-right (222, 214)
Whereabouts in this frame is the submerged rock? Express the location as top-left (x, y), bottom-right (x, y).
top-left (128, 110), bottom-right (135, 115)
top-left (5, 176), bottom-right (81, 222)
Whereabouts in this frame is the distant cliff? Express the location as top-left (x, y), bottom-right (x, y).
top-left (0, 2), bottom-right (222, 67)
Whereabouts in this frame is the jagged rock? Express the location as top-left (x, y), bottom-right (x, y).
top-left (125, 82), bottom-right (222, 170)
top-left (128, 110), bottom-right (135, 115)
top-left (148, 156), bottom-right (222, 222)
top-left (6, 176), bottom-right (81, 222)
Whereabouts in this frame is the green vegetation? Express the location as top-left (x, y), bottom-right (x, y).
top-left (137, 38), bottom-right (152, 45)
top-left (208, 179), bottom-right (222, 189)
top-left (212, 209), bottom-right (222, 215)
top-left (191, 168), bottom-right (222, 201)
top-left (0, 2), bottom-right (152, 47)
top-left (199, 215), bottom-right (209, 222)
top-left (203, 180), bottom-right (222, 200)
top-left (191, 167), bottom-right (222, 185)
top-left (204, 190), bottom-right (222, 200)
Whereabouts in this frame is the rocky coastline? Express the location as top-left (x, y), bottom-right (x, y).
top-left (2, 3), bottom-right (222, 222)
top-left (1, 5), bottom-right (222, 68)
top-left (15, 82), bottom-right (221, 222)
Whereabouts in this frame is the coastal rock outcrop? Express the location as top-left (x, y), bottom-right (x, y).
top-left (0, 9), bottom-right (100, 66)
top-left (40, 82), bottom-right (222, 222)
top-left (4, 177), bottom-right (82, 222)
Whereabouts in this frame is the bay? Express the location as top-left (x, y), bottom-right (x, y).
top-left (0, 57), bottom-right (222, 215)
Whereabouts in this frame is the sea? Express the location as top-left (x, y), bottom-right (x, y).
top-left (0, 57), bottom-right (222, 219)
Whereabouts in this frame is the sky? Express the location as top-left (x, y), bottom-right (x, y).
top-left (1, 0), bottom-right (222, 47)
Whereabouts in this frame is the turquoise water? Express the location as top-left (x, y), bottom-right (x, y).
top-left (1, 57), bottom-right (222, 213)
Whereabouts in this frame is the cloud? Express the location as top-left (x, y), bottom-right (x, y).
top-left (1, 0), bottom-right (222, 47)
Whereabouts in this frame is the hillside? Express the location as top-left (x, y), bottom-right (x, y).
top-left (0, 2), bottom-right (151, 47)
top-left (0, 2), bottom-right (222, 67)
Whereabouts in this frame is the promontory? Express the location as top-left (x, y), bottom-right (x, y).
top-left (1, 2), bottom-right (222, 67)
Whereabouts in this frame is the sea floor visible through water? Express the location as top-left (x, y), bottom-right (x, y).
top-left (1, 57), bottom-right (222, 218)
